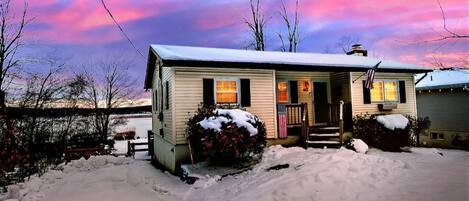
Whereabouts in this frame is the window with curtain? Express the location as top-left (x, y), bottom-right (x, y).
top-left (370, 81), bottom-right (384, 102)
top-left (370, 80), bottom-right (399, 102)
top-left (216, 79), bottom-right (238, 104)
top-left (384, 81), bottom-right (398, 101)
top-left (277, 81), bottom-right (289, 103)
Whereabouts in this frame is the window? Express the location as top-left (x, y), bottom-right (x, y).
top-left (370, 80), bottom-right (399, 102)
top-left (431, 133), bottom-right (444, 140)
top-left (370, 81), bottom-right (384, 102)
top-left (215, 79), bottom-right (238, 104)
top-left (384, 81), bottom-right (398, 101)
top-left (277, 81), bottom-right (289, 103)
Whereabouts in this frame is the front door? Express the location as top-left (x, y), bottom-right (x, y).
top-left (313, 82), bottom-right (329, 124)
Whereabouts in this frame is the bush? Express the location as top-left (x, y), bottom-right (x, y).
top-left (186, 104), bottom-right (266, 164)
top-left (352, 114), bottom-right (420, 152)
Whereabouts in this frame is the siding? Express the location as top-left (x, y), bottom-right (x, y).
top-left (276, 71), bottom-right (330, 125)
top-left (416, 91), bottom-right (469, 132)
top-left (151, 66), bottom-right (174, 144)
top-left (350, 72), bottom-right (417, 116)
top-left (174, 67), bottom-right (277, 144)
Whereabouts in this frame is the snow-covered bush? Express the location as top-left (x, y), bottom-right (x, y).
top-left (344, 138), bottom-right (369, 154)
top-left (186, 105), bottom-right (266, 164)
top-left (352, 114), bottom-right (415, 152)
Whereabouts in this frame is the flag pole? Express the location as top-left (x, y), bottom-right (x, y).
top-left (352, 61), bottom-right (382, 83)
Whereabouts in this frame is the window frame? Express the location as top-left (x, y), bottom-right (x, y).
top-left (276, 80), bottom-right (290, 104)
top-left (370, 79), bottom-right (400, 103)
top-left (214, 77), bottom-right (240, 105)
top-left (431, 132), bottom-right (444, 140)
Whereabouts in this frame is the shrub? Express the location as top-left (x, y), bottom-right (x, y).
top-left (352, 114), bottom-right (421, 152)
top-left (186, 104), bottom-right (266, 164)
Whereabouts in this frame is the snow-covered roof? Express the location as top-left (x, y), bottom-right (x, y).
top-left (145, 44), bottom-right (431, 89)
top-left (416, 69), bottom-right (469, 90)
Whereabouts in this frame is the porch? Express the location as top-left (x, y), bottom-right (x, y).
top-left (275, 71), bottom-right (353, 147)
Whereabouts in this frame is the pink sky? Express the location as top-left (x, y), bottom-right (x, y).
top-left (15, 0), bottom-right (469, 75)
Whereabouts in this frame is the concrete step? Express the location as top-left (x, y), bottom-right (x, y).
top-left (306, 140), bottom-right (341, 145)
top-left (309, 133), bottom-right (340, 137)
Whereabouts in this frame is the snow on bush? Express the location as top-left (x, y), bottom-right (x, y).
top-left (198, 109), bottom-right (260, 136)
top-left (352, 114), bottom-right (415, 152)
top-left (350, 139), bottom-right (368, 154)
top-left (187, 105), bottom-right (266, 164)
top-left (376, 114), bottom-right (409, 130)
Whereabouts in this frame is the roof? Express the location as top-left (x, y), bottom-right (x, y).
top-left (145, 44), bottom-right (432, 89)
top-left (416, 68), bottom-right (469, 90)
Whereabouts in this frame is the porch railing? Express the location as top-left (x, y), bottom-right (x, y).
top-left (284, 103), bottom-right (309, 148)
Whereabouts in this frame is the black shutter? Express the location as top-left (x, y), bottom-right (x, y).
top-left (290, 80), bottom-right (298, 103)
top-left (165, 81), bottom-right (169, 109)
top-left (399, 80), bottom-right (406, 103)
top-left (362, 80), bottom-right (371, 104)
top-left (203, 79), bottom-right (214, 106)
top-left (240, 79), bottom-right (251, 107)
top-left (153, 89), bottom-right (158, 113)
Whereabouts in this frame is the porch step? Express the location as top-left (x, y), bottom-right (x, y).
top-left (306, 140), bottom-right (340, 148)
top-left (310, 126), bottom-right (340, 134)
top-left (309, 133), bottom-right (339, 137)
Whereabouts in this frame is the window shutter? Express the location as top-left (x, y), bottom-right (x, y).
top-left (153, 89), bottom-right (158, 113)
top-left (240, 79), bottom-right (251, 107)
top-left (362, 80), bottom-right (371, 104)
top-left (165, 81), bottom-right (169, 109)
top-left (399, 80), bottom-right (406, 103)
top-left (203, 78), bottom-right (214, 106)
top-left (289, 81), bottom-right (298, 103)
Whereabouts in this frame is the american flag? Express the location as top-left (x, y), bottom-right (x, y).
top-left (364, 61), bottom-right (382, 89)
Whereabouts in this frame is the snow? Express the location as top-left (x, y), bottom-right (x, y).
top-left (351, 139), bottom-right (369, 154)
top-left (376, 114), bottom-right (409, 130)
top-left (416, 69), bottom-right (469, 89)
top-left (2, 147), bottom-right (468, 201)
top-left (113, 138), bottom-right (149, 160)
top-left (151, 44), bottom-right (430, 72)
top-left (113, 115), bottom-right (152, 139)
top-left (198, 116), bottom-right (229, 132)
top-left (198, 109), bottom-right (260, 136)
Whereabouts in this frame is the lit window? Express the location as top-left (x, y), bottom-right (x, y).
top-left (370, 80), bottom-right (400, 102)
top-left (370, 81), bottom-right (384, 102)
top-left (384, 81), bottom-right (398, 101)
top-left (216, 79), bottom-right (238, 104)
top-left (277, 81), bottom-right (289, 103)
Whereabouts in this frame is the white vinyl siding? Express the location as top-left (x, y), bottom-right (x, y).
top-left (350, 72), bottom-right (417, 117)
top-left (173, 67), bottom-right (277, 144)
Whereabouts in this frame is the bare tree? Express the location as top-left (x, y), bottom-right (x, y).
top-left (18, 63), bottom-right (65, 175)
top-left (245, 0), bottom-right (267, 51)
top-left (277, 0), bottom-right (300, 52)
top-left (419, 0), bottom-right (468, 43)
top-left (83, 61), bottom-right (136, 144)
top-left (0, 0), bottom-right (31, 107)
top-left (336, 35), bottom-right (361, 53)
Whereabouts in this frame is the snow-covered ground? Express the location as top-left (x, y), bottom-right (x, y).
top-left (2, 146), bottom-right (468, 201)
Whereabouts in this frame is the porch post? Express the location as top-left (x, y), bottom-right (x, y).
top-left (339, 100), bottom-right (344, 144)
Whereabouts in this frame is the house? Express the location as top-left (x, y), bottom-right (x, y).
top-left (144, 44), bottom-right (431, 173)
top-left (415, 68), bottom-right (469, 149)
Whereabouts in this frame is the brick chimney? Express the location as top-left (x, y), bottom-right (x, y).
top-left (346, 44), bottom-right (368, 57)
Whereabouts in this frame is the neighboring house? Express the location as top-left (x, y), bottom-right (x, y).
top-left (144, 44), bottom-right (431, 173)
top-left (415, 68), bottom-right (469, 149)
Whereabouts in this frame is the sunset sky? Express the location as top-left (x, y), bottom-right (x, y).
top-left (14, 0), bottom-right (469, 87)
